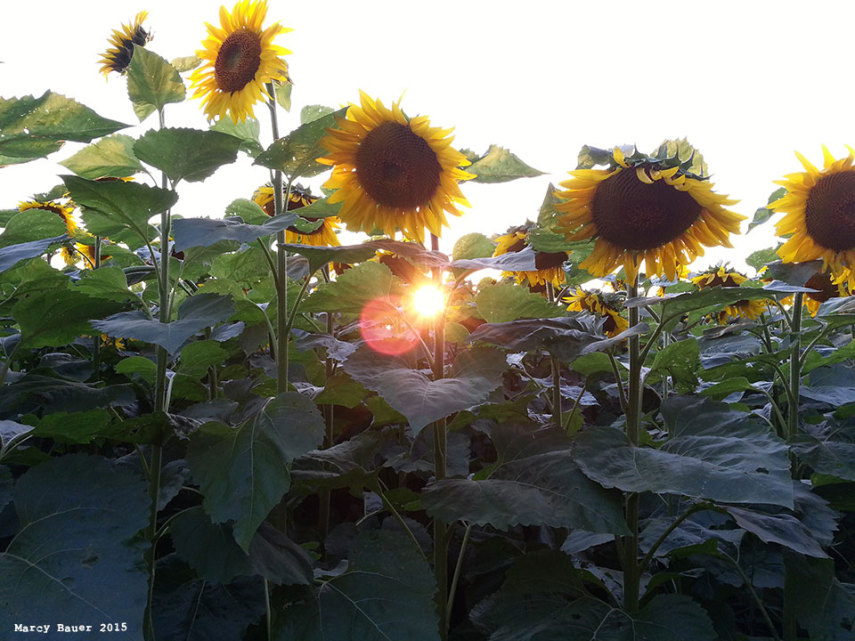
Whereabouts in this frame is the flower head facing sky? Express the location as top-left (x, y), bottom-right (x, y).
top-left (190, 0), bottom-right (291, 122)
top-left (318, 92), bottom-right (472, 244)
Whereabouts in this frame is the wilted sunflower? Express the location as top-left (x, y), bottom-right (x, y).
top-left (565, 287), bottom-right (628, 337)
top-left (18, 200), bottom-right (78, 264)
top-left (493, 228), bottom-right (568, 289)
top-left (771, 146), bottom-right (855, 286)
top-left (692, 265), bottom-right (768, 323)
top-left (556, 145), bottom-right (744, 283)
top-left (190, 0), bottom-right (291, 122)
top-left (252, 185), bottom-right (340, 246)
top-left (318, 91), bottom-right (472, 244)
top-left (99, 11), bottom-right (152, 76)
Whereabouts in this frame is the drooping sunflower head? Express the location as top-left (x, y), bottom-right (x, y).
top-left (18, 200), bottom-right (79, 264)
top-left (252, 184), bottom-right (341, 246)
top-left (803, 269), bottom-right (849, 317)
top-left (99, 11), bottom-right (152, 76)
top-left (691, 264), bottom-right (768, 323)
top-left (190, 0), bottom-right (291, 122)
top-left (555, 141), bottom-right (744, 283)
top-left (318, 91), bottom-right (473, 244)
top-left (771, 146), bottom-right (855, 286)
top-left (691, 265), bottom-right (748, 289)
top-left (493, 227), bottom-right (568, 290)
top-left (564, 287), bottom-right (628, 337)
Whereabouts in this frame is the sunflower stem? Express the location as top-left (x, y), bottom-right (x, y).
top-left (787, 293), bottom-right (803, 444)
top-left (546, 282), bottom-right (564, 427)
top-left (429, 233), bottom-right (450, 640)
top-left (319, 267), bottom-right (335, 539)
top-left (622, 277), bottom-right (642, 614)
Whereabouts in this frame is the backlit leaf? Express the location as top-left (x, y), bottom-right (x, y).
top-left (60, 134), bottom-right (143, 179)
top-left (126, 46), bottom-right (185, 121)
top-left (134, 127), bottom-right (241, 183)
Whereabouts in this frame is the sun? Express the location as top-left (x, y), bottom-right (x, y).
top-left (318, 91), bottom-right (472, 244)
top-left (410, 285), bottom-right (445, 318)
top-left (189, 0), bottom-right (291, 122)
top-left (555, 145), bottom-right (744, 283)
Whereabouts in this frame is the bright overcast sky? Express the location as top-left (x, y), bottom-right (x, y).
top-left (3, 0), bottom-right (854, 273)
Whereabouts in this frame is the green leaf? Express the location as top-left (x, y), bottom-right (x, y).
top-left (63, 175), bottom-right (177, 243)
top-left (452, 232), bottom-right (495, 261)
top-left (724, 505), bottom-right (828, 558)
top-left (745, 246), bottom-right (780, 273)
top-left (254, 107), bottom-right (347, 178)
top-left (13, 288), bottom-right (124, 349)
top-left (649, 337), bottom-right (700, 393)
top-left (342, 345), bottom-right (506, 435)
top-left (475, 282), bottom-right (564, 323)
top-left (59, 134), bottom-right (143, 179)
top-left (274, 79), bottom-right (292, 111)
top-left (152, 556), bottom-right (264, 641)
top-left (187, 392), bottom-right (324, 551)
top-left (171, 55), bottom-right (202, 72)
top-left (31, 409), bottom-right (113, 444)
top-left (0, 209), bottom-right (67, 247)
top-left (0, 375), bottom-right (134, 416)
top-left (170, 506), bottom-right (312, 585)
top-left (126, 45), bottom-right (186, 121)
top-left (300, 105), bottom-right (335, 123)
top-left (471, 552), bottom-right (715, 641)
top-left (576, 144), bottom-right (616, 169)
top-left (791, 417), bottom-right (855, 481)
top-left (134, 127), bottom-right (241, 183)
top-left (0, 455), bottom-right (149, 636)
top-left (422, 452), bottom-right (628, 533)
top-left (75, 266), bottom-right (137, 304)
top-left (466, 144), bottom-right (544, 183)
top-left (626, 286), bottom-right (772, 326)
top-left (273, 530), bottom-right (439, 641)
top-left (301, 261), bottom-right (401, 314)
top-left (225, 197), bottom-right (268, 223)
top-left (172, 213), bottom-right (299, 250)
top-left (116, 355), bottom-right (157, 382)
top-left (92, 293), bottom-right (235, 355)
top-left (177, 340), bottom-right (229, 378)
top-left (0, 236), bottom-right (66, 273)
top-left (211, 117), bottom-right (264, 157)
top-left (764, 259), bottom-right (823, 287)
top-left (787, 555), bottom-right (855, 641)
top-left (749, 187), bottom-right (786, 232)
top-left (573, 396), bottom-right (793, 508)
top-left (0, 92), bottom-right (128, 164)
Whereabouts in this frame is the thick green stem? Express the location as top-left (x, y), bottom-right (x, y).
top-left (787, 292), bottom-right (803, 443)
top-left (447, 524), bottom-right (472, 615)
top-left (319, 289), bottom-right (335, 539)
top-left (622, 278), bottom-right (642, 614)
top-left (545, 282), bottom-right (563, 427)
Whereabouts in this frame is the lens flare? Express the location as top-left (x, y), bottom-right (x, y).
top-left (359, 297), bottom-right (419, 355)
top-left (411, 285), bottom-right (445, 318)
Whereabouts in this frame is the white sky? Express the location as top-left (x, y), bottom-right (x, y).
top-left (3, 0), bottom-right (854, 274)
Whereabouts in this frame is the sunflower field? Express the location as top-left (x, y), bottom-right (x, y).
top-left (1, 3), bottom-right (855, 640)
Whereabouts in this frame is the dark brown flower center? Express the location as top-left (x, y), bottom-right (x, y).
top-left (534, 251), bottom-right (567, 270)
top-left (591, 167), bottom-right (702, 250)
top-left (214, 29), bottom-right (262, 93)
top-left (804, 272), bottom-right (839, 302)
top-left (804, 170), bottom-right (855, 251)
top-left (107, 26), bottom-right (150, 74)
top-left (355, 121), bottom-right (442, 209)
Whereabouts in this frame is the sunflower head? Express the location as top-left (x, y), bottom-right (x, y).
top-left (801, 269), bottom-right (850, 316)
top-left (691, 265), bottom-right (748, 289)
top-left (252, 184), bottom-right (341, 246)
top-left (771, 146), bottom-right (855, 287)
top-left (493, 226), bottom-right (568, 290)
top-left (190, 0), bottom-right (291, 122)
top-left (555, 141), bottom-right (744, 283)
top-left (99, 11), bottom-right (152, 76)
top-left (318, 91), bottom-right (472, 244)
top-left (564, 287), bottom-right (628, 337)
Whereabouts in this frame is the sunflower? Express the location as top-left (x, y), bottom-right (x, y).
top-left (252, 184), bottom-right (341, 246)
top-left (555, 145), bottom-right (744, 283)
top-left (493, 228), bottom-right (568, 289)
top-left (318, 91), bottom-right (472, 244)
top-left (771, 146), bottom-right (855, 287)
top-left (98, 11), bottom-right (152, 76)
top-left (692, 265), bottom-right (768, 323)
top-left (565, 287), bottom-right (628, 337)
top-left (18, 200), bottom-right (78, 264)
top-left (190, 0), bottom-right (291, 122)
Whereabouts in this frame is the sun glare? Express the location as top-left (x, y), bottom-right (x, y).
top-left (411, 285), bottom-right (445, 318)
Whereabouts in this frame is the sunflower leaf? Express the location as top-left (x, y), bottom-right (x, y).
top-left (186, 392), bottom-right (324, 551)
top-left (126, 45), bottom-right (186, 122)
top-left (171, 55), bottom-right (202, 73)
top-left (573, 396), bottom-right (793, 508)
top-left (301, 261), bottom-right (401, 313)
top-left (0, 92), bottom-right (128, 164)
top-left (92, 293), bottom-right (235, 355)
top-left (274, 79), bottom-right (292, 112)
top-left (475, 282), bottom-right (564, 323)
top-left (211, 117), bottom-right (264, 158)
top-left (0, 236), bottom-right (67, 274)
top-left (134, 128), bottom-right (241, 183)
top-left (0, 209), bottom-right (68, 247)
top-left (254, 107), bottom-right (347, 179)
top-left (452, 233), bottom-right (496, 261)
top-left (63, 175), bottom-right (177, 246)
top-left (466, 144), bottom-right (544, 183)
top-left (341, 345), bottom-right (506, 435)
top-left (60, 134), bottom-right (143, 179)
top-left (0, 455), bottom-right (149, 637)
top-left (172, 214), bottom-right (299, 250)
